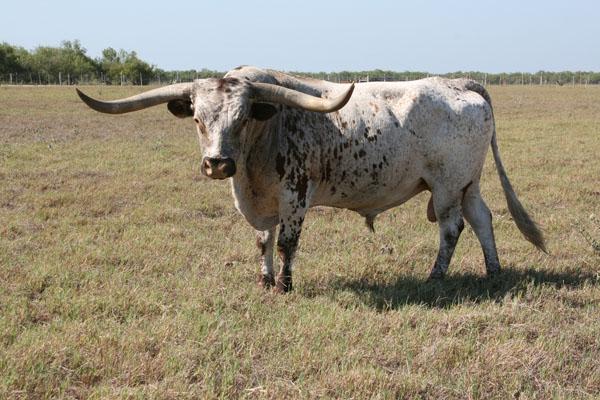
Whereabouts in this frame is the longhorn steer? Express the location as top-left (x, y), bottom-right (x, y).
top-left (76, 66), bottom-right (545, 293)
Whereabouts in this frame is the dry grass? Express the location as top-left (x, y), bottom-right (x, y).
top-left (1, 84), bottom-right (599, 399)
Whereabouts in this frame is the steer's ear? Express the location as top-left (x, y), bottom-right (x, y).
top-left (167, 100), bottom-right (193, 118)
top-left (250, 103), bottom-right (278, 121)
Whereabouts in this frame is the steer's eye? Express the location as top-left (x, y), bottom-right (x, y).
top-left (194, 117), bottom-right (208, 136)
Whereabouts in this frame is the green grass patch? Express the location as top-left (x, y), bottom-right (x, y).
top-left (1, 85), bottom-right (599, 399)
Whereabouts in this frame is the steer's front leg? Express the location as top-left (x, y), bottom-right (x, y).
top-left (275, 188), bottom-right (309, 293)
top-left (256, 227), bottom-right (276, 288)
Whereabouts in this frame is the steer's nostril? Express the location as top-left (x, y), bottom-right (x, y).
top-left (201, 158), bottom-right (213, 176)
top-left (217, 158), bottom-right (236, 178)
top-left (201, 157), bottom-right (235, 179)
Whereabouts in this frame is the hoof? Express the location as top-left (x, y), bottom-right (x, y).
top-left (274, 275), bottom-right (292, 293)
top-left (427, 269), bottom-right (445, 281)
top-left (485, 256), bottom-right (501, 277)
top-left (257, 273), bottom-right (275, 289)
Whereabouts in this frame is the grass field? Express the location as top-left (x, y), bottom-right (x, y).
top-left (1, 83), bottom-right (599, 399)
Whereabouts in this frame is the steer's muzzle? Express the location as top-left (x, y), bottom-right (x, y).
top-left (201, 157), bottom-right (236, 179)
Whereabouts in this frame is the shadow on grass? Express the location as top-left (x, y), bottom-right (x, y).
top-left (309, 267), bottom-right (599, 310)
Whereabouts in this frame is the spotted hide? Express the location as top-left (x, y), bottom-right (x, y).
top-left (76, 66), bottom-right (546, 293)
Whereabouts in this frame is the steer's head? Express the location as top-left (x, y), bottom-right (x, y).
top-left (76, 78), bottom-right (354, 180)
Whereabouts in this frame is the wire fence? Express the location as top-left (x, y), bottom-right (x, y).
top-left (0, 71), bottom-right (220, 86)
top-left (1, 71), bottom-right (599, 86)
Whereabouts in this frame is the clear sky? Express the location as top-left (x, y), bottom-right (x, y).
top-left (2, 0), bottom-right (598, 73)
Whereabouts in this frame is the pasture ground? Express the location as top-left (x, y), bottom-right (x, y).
top-left (1, 84), bottom-right (599, 399)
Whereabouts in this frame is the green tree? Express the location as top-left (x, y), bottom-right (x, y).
top-left (121, 51), bottom-right (153, 84)
top-left (0, 42), bottom-right (30, 75)
top-left (99, 47), bottom-right (123, 84)
top-left (28, 40), bottom-right (97, 83)
top-left (99, 48), bottom-right (154, 84)
top-left (60, 40), bottom-right (98, 81)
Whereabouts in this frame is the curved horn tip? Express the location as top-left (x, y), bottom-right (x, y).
top-left (75, 87), bottom-right (109, 113)
top-left (344, 81), bottom-right (355, 99)
top-left (75, 87), bottom-right (87, 101)
top-left (75, 88), bottom-right (96, 108)
top-left (340, 81), bottom-right (354, 93)
top-left (334, 82), bottom-right (355, 111)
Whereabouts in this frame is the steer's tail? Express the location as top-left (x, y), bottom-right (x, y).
top-left (490, 128), bottom-right (546, 252)
top-left (462, 80), bottom-right (547, 253)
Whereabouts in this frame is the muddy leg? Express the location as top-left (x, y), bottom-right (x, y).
top-left (256, 227), bottom-right (276, 288)
top-left (275, 215), bottom-right (305, 293)
top-left (274, 186), bottom-right (310, 293)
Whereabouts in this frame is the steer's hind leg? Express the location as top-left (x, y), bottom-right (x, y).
top-left (256, 227), bottom-right (276, 288)
top-left (428, 189), bottom-right (465, 279)
top-left (462, 183), bottom-right (501, 275)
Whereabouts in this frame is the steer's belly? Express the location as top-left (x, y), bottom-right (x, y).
top-left (313, 173), bottom-right (427, 213)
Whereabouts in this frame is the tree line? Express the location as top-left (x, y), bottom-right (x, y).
top-left (0, 40), bottom-right (222, 85)
top-left (2, 40), bottom-right (600, 86)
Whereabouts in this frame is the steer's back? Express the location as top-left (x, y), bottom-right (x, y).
top-left (309, 77), bottom-right (494, 213)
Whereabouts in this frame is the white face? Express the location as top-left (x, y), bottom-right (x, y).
top-left (192, 78), bottom-right (251, 163)
top-left (183, 78), bottom-right (280, 179)
top-left (179, 78), bottom-right (255, 179)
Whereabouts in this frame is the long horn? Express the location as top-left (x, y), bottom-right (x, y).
top-left (250, 82), bottom-right (355, 113)
top-left (76, 83), bottom-right (194, 114)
